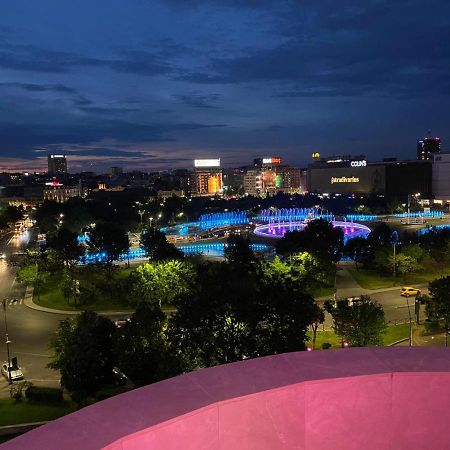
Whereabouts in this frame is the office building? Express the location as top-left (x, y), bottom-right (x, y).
top-left (308, 154), bottom-right (432, 198)
top-left (417, 137), bottom-right (440, 160)
top-left (432, 153), bottom-right (450, 204)
top-left (243, 157), bottom-right (301, 196)
top-left (191, 159), bottom-right (223, 196)
top-left (47, 154), bottom-right (67, 175)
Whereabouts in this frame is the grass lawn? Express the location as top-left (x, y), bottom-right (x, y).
top-left (0, 398), bottom-right (76, 427)
top-left (313, 286), bottom-right (335, 298)
top-left (308, 323), bottom-right (410, 349)
top-left (35, 266), bottom-right (136, 312)
top-left (348, 266), bottom-right (450, 290)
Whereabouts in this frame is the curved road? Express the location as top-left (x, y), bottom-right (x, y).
top-left (0, 231), bottom-right (417, 396)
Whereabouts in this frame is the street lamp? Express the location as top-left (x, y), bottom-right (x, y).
top-left (405, 296), bottom-right (413, 347)
top-left (1, 299), bottom-right (12, 384)
top-left (391, 231), bottom-right (398, 277)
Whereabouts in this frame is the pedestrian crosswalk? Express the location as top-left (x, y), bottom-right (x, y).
top-left (3, 298), bottom-right (23, 307)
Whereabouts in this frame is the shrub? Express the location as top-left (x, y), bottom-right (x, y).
top-left (25, 386), bottom-right (63, 403)
top-left (321, 342), bottom-right (332, 350)
top-left (95, 386), bottom-right (129, 401)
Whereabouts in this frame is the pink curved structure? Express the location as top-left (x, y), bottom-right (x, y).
top-left (4, 347), bottom-right (450, 450)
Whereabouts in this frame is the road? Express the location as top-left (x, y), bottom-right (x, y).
top-left (0, 231), bottom-right (66, 395)
top-left (317, 265), bottom-right (424, 329)
top-left (0, 231), bottom-right (427, 394)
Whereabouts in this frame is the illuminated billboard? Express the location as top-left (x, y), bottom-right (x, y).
top-left (194, 159), bottom-right (220, 168)
top-left (262, 157), bottom-right (282, 165)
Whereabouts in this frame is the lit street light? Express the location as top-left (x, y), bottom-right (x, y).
top-left (2, 299), bottom-right (12, 384)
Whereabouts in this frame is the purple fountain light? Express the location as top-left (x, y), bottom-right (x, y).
top-left (254, 220), bottom-right (371, 242)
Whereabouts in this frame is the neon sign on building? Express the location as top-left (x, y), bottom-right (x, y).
top-left (350, 160), bottom-right (367, 167)
top-left (331, 176), bottom-right (360, 184)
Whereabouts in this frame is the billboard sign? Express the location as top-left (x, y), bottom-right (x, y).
top-left (262, 157), bottom-right (282, 165)
top-left (194, 159), bottom-right (221, 168)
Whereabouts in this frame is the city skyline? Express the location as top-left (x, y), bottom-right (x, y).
top-left (0, 0), bottom-right (449, 172)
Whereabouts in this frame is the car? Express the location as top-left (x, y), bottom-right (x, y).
top-left (113, 318), bottom-right (130, 328)
top-left (400, 287), bottom-right (421, 297)
top-left (1, 362), bottom-right (24, 382)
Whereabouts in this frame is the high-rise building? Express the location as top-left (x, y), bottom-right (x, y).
top-left (417, 137), bottom-right (440, 160)
top-left (47, 154), bottom-right (67, 175)
top-left (191, 159), bottom-right (223, 196)
top-left (243, 157), bottom-right (301, 196)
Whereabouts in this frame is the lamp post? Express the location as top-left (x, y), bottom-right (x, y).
top-left (391, 231), bottom-right (398, 278)
top-left (2, 299), bottom-right (12, 384)
top-left (405, 295), bottom-right (413, 347)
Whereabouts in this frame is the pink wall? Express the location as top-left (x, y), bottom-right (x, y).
top-left (3, 347), bottom-right (450, 450)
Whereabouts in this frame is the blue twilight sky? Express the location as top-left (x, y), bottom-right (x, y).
top-left (0, 0), bottom-right (449, 172)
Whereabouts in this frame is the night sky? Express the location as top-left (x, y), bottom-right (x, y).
top-left (1, 0), bottom-right (449, 172)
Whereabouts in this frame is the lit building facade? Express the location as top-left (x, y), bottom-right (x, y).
top-left (47, 154), bottom-right (67, 175)
top-left (243, 157), bottom-right (301, 196)
top-left (191, 159), bottom-right (223, 196)
top-left (308, 155), bottom-right (432, 199)
top-left (417, 137), bottom-right (440, 160)
top-left (432, 153), bottom-right (450, 204)
top-left (43, 184), bottom-right (80, 203)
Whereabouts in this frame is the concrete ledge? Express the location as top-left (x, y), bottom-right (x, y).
top-left (3, 347), bottom-right (450, 450)
top-left (0, 421), bottom-right (47, 437)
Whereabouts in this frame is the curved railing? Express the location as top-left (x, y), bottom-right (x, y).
top-left (4, 347), bottom-right (450, 450)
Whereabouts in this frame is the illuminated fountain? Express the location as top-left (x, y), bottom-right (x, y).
top-left (254, 220), bottom-right (371, 242)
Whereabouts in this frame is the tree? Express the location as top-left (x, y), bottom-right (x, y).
top-left (253, 271), bottom-right (317, 356)
top-left (224, 234), bottom-right (255, 267)
top-left (115, 302), bottom-right (181, 387)
top-left (16, 252), bottom-right (49, 301)
top-left (310, 304), bottom-right (325, 350)
top-left (427, 276), bottom-right (450, 346)
top-left (389, 253), bottom-right (421, 277)
top-left (367, 223), bottom-right (392, 250)
top-left (169, 263), bottom-right (255, 369)
top-left (262, 254), bottom-right (331, 295)
top-left (276, 219), bottom-right (344, 263)
top-left (35, 201), bottom-right (63, 234)
top-left (324, 295), bottom-right (386, 347)
top-left (169, 261), bottom-right (317, 369)
top-left (48, 311), bottom-right (117, 402)
top-left (0, 204), bottom-right (23, 229)
top-left (88, 223), bottom-right (130, 269)
top-left (140, 227), bottom-right (183, 261)
top-left (344, 237), bottom-right (370, 271)
top-left (129, 260), bottom-right (195, 307)
top-left (46, 227), bottom-right (85, 267)
top-left (61, 198), bottom-right (93, 234)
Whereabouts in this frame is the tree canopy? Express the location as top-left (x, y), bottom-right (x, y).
top-left (276, 219), bottom-right (344, 263)
top-left (324, 295), bottom-right (386, 347)
top-left (115, 302), bottom-right (180, 387)
top-left (48, 311), bottom-right (117, 401)
top-left (88, 222), bottom-right (130, 266)
top-left (140, 227), bottom-right (183, 261)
